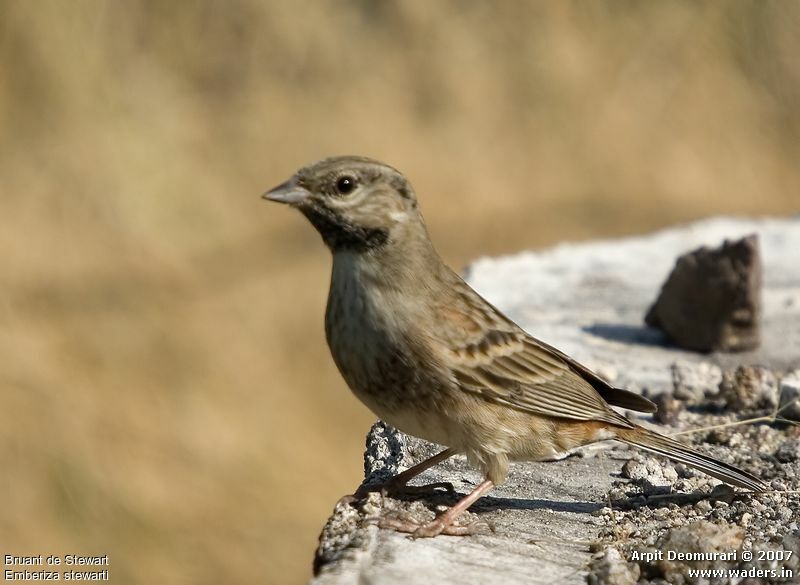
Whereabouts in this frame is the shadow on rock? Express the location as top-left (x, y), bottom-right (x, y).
top-left (582, 323), bottom-right (669, 347)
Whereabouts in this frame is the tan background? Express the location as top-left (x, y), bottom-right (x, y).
top-left (1, 2), bottom-right (798, 584)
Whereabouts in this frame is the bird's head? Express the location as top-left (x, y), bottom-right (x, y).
top-left (264, 156), bottom-right (425, 253)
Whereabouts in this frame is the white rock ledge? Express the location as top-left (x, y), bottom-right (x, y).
top-left (311, 217), bottom-right (800, 585)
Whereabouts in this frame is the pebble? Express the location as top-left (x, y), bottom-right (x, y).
top-left (774, 440), bottom-right (799, 464)
top-left (695, 500), bottom-right (712, 514)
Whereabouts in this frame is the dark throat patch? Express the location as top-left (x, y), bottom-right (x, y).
top-left (301, 206), bottom-right (389, 252)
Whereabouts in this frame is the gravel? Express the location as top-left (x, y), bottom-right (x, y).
top-left (589, 365), bottom-right (800, 584)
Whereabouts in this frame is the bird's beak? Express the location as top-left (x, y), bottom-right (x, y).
top-left (262, 179), bottom-right (310, 205)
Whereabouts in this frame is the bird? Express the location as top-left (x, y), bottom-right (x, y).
top-left (263, 155), bottom-right (767, 537)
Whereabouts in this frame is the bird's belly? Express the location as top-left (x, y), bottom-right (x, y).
top-left (366, 399), bottom-right (459, 447)
top-left (334, 352), bottom-right (458, 447)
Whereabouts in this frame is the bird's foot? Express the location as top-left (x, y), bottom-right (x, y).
top-left (378, 515), bottom-right (488, 538)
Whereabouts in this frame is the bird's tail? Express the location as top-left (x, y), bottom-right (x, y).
top-left (616, 427), bottom-right (767, 492)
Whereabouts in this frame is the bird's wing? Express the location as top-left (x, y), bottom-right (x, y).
top-left (531, 337), bottom-right (657, 413)
top-left (433, 281), bottom-right (647, 429)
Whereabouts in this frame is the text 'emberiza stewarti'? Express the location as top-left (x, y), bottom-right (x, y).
top-left (264, 156), bottom-right (766, 537)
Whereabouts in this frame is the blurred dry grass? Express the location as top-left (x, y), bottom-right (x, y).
top-left (1, 1), bottom-right (798, 583)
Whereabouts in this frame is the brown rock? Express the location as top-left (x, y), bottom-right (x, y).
top-left (645, 235), bottom-right (761, 352)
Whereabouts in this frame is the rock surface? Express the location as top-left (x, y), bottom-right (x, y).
top-left (311, 217), bottom-right (800, 585)
top-left (314, 424), bottom-right (619, 585)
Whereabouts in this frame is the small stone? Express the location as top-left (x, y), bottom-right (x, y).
top-left (653, 507), bottom-right (670, 520)
top-left (670, 361), bottom-right (722, 402)
top-left (587, 548), bottom-right (640, 585)
top-left (740, 512), bottom-right (752, 527)
top-left (363, 421), bottom-right (408, 483)
top-left (608, 487), bottom-right (628, 502)
top-left (623, 457), bottom-right (678, 495)
top-left (695, 500), bottom-right (712, 514)
top-left (717, 365), bottom-right (779, 411)
top-left (622, 460), bottom-right (648, 481)
top-left (710, 483), bottom-right (735, 497)
top-left (727, 432), bottom-right (743, 448)
top-left (642, 479), bottom-right (672, 496)
top-left (773, 440), bottom-right (799, 463)
top-left (674, 463), bottom-right (699, 479)
top-left (652, 392), bottom-right (684, 425)
top-left (645, 235), bottom-right (762, 352)
top-left (771, 479), bottom-right (788, 491)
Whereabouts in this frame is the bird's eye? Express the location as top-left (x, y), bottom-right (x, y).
top-left (335, 175), bottom-right (357, 195)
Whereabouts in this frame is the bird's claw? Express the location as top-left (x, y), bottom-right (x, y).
top-left (379, 516), bottom-right (488, 538)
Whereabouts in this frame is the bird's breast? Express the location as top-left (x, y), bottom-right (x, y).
top-left (324, 254), bottom-right (447, 418)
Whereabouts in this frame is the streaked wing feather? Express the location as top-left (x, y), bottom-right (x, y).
top-left (450, 328), bottom-right (633, 428)
top-left (437, 278), bottom-right (648, 428)
top-left (531, 337), bottom-right (657, 413)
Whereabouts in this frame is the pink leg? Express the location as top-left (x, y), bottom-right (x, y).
top-left (380, 478), bottom-right (495, 538)
top-left (339, 448), bottom-right (457, 506)
top-left (383, 448), bottom-right (456, 493)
